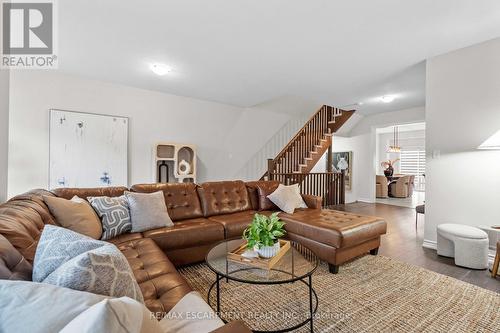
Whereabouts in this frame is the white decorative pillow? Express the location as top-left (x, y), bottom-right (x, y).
top-left (267, 184), bottom-right (307, 214)
top-left (88, 195), bottom-right (132, 240)
top-left (0, 280), bottom-right (107, 333)
top-left (60, 297), bottom-right (161, 333)
top-left (33, 225), bottom-right (107, 282)
top-left (159, 291), bottom-right (224, 333)
top-left (125, 191), bottom-right (173, 232)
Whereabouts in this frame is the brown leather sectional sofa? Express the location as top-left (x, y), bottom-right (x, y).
top-left (0, 180), bottom-right (386, 331)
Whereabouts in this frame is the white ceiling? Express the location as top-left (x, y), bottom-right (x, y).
top-left (377, 122), bottom-right (426, 134)
top-left (58, 1), bottom-right (500, 114)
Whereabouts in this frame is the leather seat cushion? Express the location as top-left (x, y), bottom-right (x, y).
top-left (107, 232), bottom-right (144, 245)
top-left (0, 234), bottom-right (33, 280)
top-left (280, 209), bottom-right (387, 248)
top-left (208, 210), bottom-right (274, 238)
top-left (116, 238), bottom-right (192, 315)
top-left (52, 187), bottom-right (128, 200)
top-left (130, 183), bottom-right (204, 221)
top-left (143, 218), bottom-right (224, 251)
top-left (197, 181), bottom-right (252, 217)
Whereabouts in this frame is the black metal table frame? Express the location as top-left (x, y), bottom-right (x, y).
top-left (206, 266), bottom-right (318, 333)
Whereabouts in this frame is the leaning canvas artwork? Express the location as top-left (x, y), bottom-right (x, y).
top-left (331, 151), bottom-right (352, 190)
top-left (49, 109), bottom-right (128, 189)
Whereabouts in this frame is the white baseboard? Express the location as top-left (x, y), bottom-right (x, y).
top-left (422, 238), bottom-right (496, 265)
top-left (357, 197), bottom-right (375, 203)
top-left (422, 239), bottom-right (437, 250)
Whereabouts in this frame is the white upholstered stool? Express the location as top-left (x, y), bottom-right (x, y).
top-left (436, 224), bottom-right (488, 269)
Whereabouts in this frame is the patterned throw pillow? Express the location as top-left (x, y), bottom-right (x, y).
top-left (88, 196), bottom-right (132, 240)
top-left (33, 225), bottom-right (144, 303)
top-left (33, 225), bottom-right (106, 282)
top-left (44, 243), bottom-right (144, 304)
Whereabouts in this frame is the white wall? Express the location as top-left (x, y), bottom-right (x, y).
top-left (425, 37), bottom-right (500, 245)
top-left (350, 107), bottom-right (425, 137)
top-left (7, 71), bottom-right (301, 197)
top-left (0, 69), bottom-right (8, 203)
top-left (235, 114), bottom-right (309, 180)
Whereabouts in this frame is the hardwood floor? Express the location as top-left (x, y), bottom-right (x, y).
top-left (332, 202), bottom-right (499, 293)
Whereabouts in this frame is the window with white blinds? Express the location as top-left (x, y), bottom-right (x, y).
top-left (400, 149), bottom-right (426, 191)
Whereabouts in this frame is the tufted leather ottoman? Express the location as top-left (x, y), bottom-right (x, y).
top-left (280, 209), bottom-right (387, 273)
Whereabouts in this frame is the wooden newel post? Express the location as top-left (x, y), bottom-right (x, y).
top-left (340, 170), bottom-right (346, 204)
top-left (267, 159), bottom-right (275, 180)
top-left (326, 145), bottom-right (333, 172)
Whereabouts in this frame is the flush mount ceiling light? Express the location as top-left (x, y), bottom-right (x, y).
top-left (380, 95), bottom-right (396, 103)
top-left (150, 63), bottom-right (171, 76)
top-left (478, 129), bottom-right (500, 150)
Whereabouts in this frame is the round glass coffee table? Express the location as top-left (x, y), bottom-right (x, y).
top-left (206, 239), bottom-right (319, 333)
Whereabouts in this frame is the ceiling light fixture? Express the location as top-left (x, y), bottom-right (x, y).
top-left (380, 95), bottom-right (396, 103)
top-left (150, 63), bottom-right (171, 76)
top-left (387, 126), bottom-right (401, 153)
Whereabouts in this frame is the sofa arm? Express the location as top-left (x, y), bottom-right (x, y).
top-left (210, 321), bottom-right (252, 333)
top-left (301, 194), bottom-right (322, 209)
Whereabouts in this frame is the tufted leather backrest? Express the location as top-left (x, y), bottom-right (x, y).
top-left (197, 181), bottom-right (252, 217)
top-left (245, 180), bottom-right (280, 210)
top-left (130, 183), bottom-right (203, 221)
top-left (52, 186), bottom-right (128, 200)
top-left (0, 234), bottom-right (33, 280)
top-left (0, 189), bottom-right (57, 264)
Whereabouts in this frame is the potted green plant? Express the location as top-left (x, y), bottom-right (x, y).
top-left (243, 212), bottom-right (286, 258)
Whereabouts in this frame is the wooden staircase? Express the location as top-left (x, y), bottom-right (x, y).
top-left (262, 105), bottom-right (355, 179)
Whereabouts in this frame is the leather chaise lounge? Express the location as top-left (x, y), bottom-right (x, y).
top-left (0, 180), bottom-right (386, 330)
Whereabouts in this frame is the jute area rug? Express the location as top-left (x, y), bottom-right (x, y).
top-left (179, 255), bottom-right (500, 332)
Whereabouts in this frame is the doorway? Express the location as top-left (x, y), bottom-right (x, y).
top-left (375, 122), bottom-right (425, 208)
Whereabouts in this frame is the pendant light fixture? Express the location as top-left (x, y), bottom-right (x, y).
top-left (387, 126), bottom-right (401, 153)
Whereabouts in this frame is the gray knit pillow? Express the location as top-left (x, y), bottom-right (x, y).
top-left (125, 191), bottom-right (173, 232)
top-left (43, 243), bottom-right (144, 303)
top-left (88, 196), bottom-right (132, 240)
top-left (34, 225), bottom-right (143, 303)
top-left (33, 225), bottom-right (106, 282)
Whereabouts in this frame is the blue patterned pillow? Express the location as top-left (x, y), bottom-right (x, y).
top-left (88, 196), bottom-right (132, 240)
